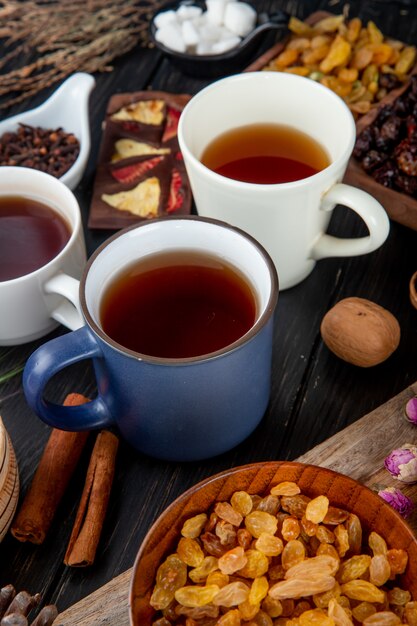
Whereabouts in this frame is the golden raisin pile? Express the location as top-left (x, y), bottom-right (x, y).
top-left (149, 482), bottom-right (416, 626)
top-left (263, 15), bottom-right (416, 116)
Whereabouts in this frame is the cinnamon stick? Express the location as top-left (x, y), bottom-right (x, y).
top-left (64, 430), bottom-right (119, 567)
top-left (10, 393), bottom-right (90, 544)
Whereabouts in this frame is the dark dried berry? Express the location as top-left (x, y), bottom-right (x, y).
top-left (395, 172), bottom-right (417, 195)
top-left (361, 150), bottom-right (387, 172)
top-left (353, 127), bottom-right (375, 159)
top-left (373, 160), bottom-right (397, 188)
top-left (376, 104), bottom-right (394, 125)
top-left (395, 139), bottom-right (417, 176)
top-left (379, 73), bottom-right (400, 92)
top-left (410, 75), bottom-right (417, 97)
top-left (406, 116), bottom-right (417, 141)
top-left (380, 116), bottom-right (403, 142)
top-left (393, 94), bottom-right (411, 116)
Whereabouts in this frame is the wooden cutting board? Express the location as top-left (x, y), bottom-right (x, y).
top-left (55, 381), bottom-right (417, 626)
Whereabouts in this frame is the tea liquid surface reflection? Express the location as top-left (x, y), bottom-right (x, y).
top-left (201, 123), bottom-right (330, 184)
top-left (0, 195), bottom-right (71, 281)
top-left (100, 251), bottom-right (257, 359)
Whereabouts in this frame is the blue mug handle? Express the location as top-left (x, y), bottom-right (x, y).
top-left (23, 326), bottom-right (114, 431)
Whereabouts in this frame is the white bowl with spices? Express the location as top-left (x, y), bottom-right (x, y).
top-left (0, 72), bottom-right (95, 190)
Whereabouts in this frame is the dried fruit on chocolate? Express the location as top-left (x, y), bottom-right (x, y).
top-left (101, 177), bottom-right (160, 217)
top-left (162, 106), bottom-right (182, 143)
top-left (166, 169), bottom-right (184, 213)
top-left (112, 139), bottom-right (170, 161)
top-left (111, 99), bottom-right (165, 125)
top-left (111, 156), bottom-right (165, 184)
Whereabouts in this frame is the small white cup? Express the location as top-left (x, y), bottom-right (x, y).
top-left (178, 72), bottom-right (390, 290)
top-left (0, 167), bottom-right (86, 346)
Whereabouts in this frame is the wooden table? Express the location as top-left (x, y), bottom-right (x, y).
top-left (1, 0), bottom-right (417, 620)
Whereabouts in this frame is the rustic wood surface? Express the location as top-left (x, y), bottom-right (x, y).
top-left (55, 381), bottom-right (417, 625)
top-left (1, 0), bottom-right (417, 622)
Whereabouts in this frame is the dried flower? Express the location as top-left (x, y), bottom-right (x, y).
top-left (384, 444), bottom-right (417, 484)
top-left (378, 487), bottom-right (414, 518)
top-left (405, 397), bottom-right (417, 424)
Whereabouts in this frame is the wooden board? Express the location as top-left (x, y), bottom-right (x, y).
top-left (54, 380), bottom-right (417, 626)
top-left (244, 12), bottom-right (417, 233)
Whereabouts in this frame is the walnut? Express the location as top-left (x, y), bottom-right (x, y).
top-left (320, 297), bottom-right (400, 367)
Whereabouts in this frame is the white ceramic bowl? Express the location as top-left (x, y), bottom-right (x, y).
top-left (0, 417), bottom-right (19, 542)
top-left (0, 72), bottom-right (95, 190)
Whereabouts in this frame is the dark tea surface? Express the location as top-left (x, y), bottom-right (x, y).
top-left (0, 195), bottom-right (71, 281)
top-left (100, 251), bottom-right (256, 359)
top-left (201, 123), bottom-right (330, 184)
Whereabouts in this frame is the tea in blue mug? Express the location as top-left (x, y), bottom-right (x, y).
top-left (23, 216), bottom-right (278, 461)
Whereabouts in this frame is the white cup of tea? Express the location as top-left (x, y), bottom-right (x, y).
top-left (0, 167), bottom-right (86, 345)
top-left (178, 72), bottom-right (390, 290)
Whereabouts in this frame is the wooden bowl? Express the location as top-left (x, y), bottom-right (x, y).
top-left (129, 461), bottom-right (417, 625)
top-left (0, 417), bottom-right (19, 542)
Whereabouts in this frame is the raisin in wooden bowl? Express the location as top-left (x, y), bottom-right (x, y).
top-left (129, 461), bottom-right (417, 625)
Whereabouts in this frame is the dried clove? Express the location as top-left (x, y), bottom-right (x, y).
top-left (0, 123), bottom-right (80, 178)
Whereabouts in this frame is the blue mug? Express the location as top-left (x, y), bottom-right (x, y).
top-left (23, 217), bottom-right (278, 461)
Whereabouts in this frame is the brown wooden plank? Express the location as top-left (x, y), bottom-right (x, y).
top-left (55, 381), bottom-right (417, 625)
top-left (54, 570), bottom-right (131, 626)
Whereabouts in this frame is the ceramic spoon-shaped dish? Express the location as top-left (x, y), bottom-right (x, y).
top-left (0, 72), bottom-right (95, 190)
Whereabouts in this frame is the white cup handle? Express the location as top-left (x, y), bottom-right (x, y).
top-left (45, 273), bottom-right (83, 331)
top-left (311, 183), bottom-right (390, 261)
